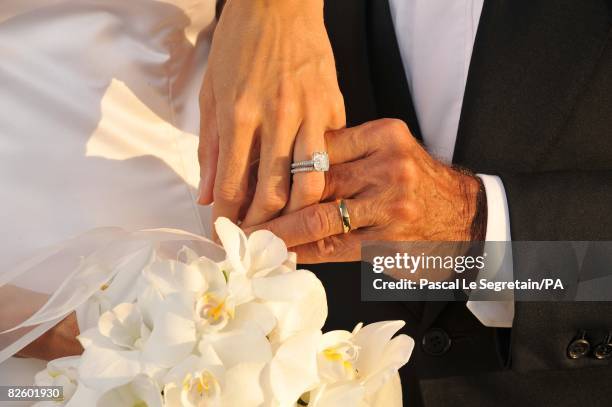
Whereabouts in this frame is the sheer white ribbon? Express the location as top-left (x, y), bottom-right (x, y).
top-left (0, 228), bottom-right (223, 364)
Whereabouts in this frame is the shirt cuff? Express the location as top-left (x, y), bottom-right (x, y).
top-left (479, 174), bottom-right (511, 242)
top-left (466, 174), bottom-right (514, 328)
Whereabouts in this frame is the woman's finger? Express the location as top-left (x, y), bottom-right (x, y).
top-left (198, 77), bottom-right (219, 205)
top-left (241, 118), bottom-right (298, 227)
top-left (244, 198), bottom-right (375, 248)
top-left (283, 118), bottom-right (327, 214)
top-left (212, 112), bottom-right (257, 226)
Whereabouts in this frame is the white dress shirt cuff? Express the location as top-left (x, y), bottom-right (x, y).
top-left (479, 174), bottom-right (511, 242)
top-left (466, 174), bottom-right (515, 328)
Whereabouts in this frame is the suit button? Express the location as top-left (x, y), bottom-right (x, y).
top-left (594, 333), bottom-right (612, 360)
top-left (567, 330), bottom-right (590, 359)
top-left (422, 328), bottom-right (451, 356)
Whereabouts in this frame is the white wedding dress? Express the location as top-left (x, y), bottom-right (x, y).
top-left (0, 0), bottom-right (215, 395)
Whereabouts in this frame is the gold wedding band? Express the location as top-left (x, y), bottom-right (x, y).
top-left (337, 199), bottom-right (352, 234)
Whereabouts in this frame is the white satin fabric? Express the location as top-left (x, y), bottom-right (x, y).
top-left (0, 0), bottom-right (215, 390)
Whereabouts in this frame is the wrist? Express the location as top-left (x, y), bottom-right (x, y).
top-left (459, 172), bottom-right (487, 241)
top-left (223, 0), bottom-right (324, 17)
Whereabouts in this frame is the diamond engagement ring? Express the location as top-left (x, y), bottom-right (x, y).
top-left (291, 152), bottom-right (329, 174)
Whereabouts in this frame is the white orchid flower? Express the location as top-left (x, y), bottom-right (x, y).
top-left (137, 252), bottom-right (207, 327)
top-left (306, 321), bottom-right (414, 407)
top-left (317, 330), bottom-right (360, 383)
top-left (252, 270), bottom-right (328, 344)
top-left (214, 218), bottom-right (327, 343)
top-left (351, 321), bottom-right (414, 401)
top-left (77, 296), bottom-right (196, 393)
top-left (163, 342), bottom-right (268, 407)
top-left (137, 244), bottom-right (275, 338)
top-left (34, 356), bottom-right (99, 406)
top-left (163, 351), bottom-right (224, 407)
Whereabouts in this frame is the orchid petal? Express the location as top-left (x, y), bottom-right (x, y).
top-left (227, 272), bottom-right (254, 305)
top-left (64, 383), bottom-right (100, 407)
top-left (252, 271), bottom-right (318, 302)
top-left (361, 335), bottom-right (414, 396)
top-left (257, 272), bottom-right (327, 342)
top-left (222, 363), bottom-right (266, 406)
top-left (204, 329), bottom-right (273, 369)
top-left (309, 382), bottom-right (367, 407)
top-left (196, 256), bottom-right (226, 293)
top-left (247, 230), bottom-right (288, 276)
top-left (97, 375), bottom-right (162, 407)
top-left (268, 330), bottom-right (321, 405)
top-left (366, 372), bottom-right (403, 407)
top-left (77, 326), bottom-right (116, 350)
top-left (97, 303), bottom-right (143, 349)
top-left (224, 301), bottom-right (276, 336)
top-left (215, 217), bottom-right (250, 274)
top-left (78, 345), bottom-right (141, 392)
top-left (141, 294), bottom-right (196, 368)
top-left (352, 321), bottom-right (405, 376)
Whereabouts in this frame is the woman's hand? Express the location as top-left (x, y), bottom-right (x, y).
top-left (198, 0), bottom-right (345, 230)
top-left (244, 119), bottom-right (485, 263)
top-left (17, 313), bottom-right (82, 361)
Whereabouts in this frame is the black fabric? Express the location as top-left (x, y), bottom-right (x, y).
top-left (318, 0), bottom-right (612, 405)
top-left (365, 0), bottom-right (422, 141)
top-left (419, 365), bottom-right (612, 407)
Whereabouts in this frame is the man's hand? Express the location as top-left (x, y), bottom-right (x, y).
top-left (199, 0), bottom-right (345, 231)
top-left (244, 119), bottom-right (485, 263)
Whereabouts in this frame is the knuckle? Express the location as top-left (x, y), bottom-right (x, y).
top-left (303, 207), bottom-right (330, 237)
top-left (258, 188), bottom-right (288, 213)
top-left (228, 99), bottom-right (257, 128)
top-left (316, 235), bottom-right (348, 258)
top-left (392, 159), bottom-right (416, 183)
top-left (315, 237), bottom-right (335, 257)
top-left (214, 182), bottom-right (246, 204)
top-left (383, 118), bottom-right (409, 134)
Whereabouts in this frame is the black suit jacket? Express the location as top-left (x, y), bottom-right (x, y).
top-left (311, 1), bottom-right (612, 406)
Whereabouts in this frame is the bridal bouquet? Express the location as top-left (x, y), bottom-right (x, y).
top-left (32, 218), bottom-right (413, 406)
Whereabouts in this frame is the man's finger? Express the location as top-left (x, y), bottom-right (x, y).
top-left (325, 119), bottom-right (410, 165)
top-left (198, 77), bottom-right (219, 205)
top-left (241, 119), bottom-right (297, 227)
top-left (322, 160), bottom-right (372, 201)
top-left (291, 231), bottom-right (368, 264)
top-left (324, 122), bottom-right (372, 165)
top-left (244, 198), bottom-right (373, 248)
